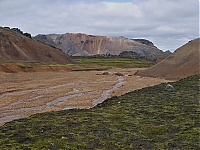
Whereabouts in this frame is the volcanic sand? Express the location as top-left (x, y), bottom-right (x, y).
top-left (0, 68), bottom-right (171, 125)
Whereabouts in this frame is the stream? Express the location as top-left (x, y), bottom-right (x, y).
top-left (0, 74), bottom-right (125, 125)
top-left (92, 76), bottom-right (124, 106)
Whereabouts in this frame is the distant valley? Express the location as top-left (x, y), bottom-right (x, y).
top-left (0, 26), bottom-right (199, 149)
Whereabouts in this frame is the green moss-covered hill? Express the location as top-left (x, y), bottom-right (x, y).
top-left (0, 75), bottom-right (199, 149)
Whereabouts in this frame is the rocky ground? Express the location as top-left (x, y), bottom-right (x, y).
top-left (0, 68), bottom-right (171, 125)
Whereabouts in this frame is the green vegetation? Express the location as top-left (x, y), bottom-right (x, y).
top-left (74, 58), bottom-right (154, 68)
top-left (0, 58), bottom-right (154, 73)
top-left (0, 75), bottom-right (199, 149)
top-left (66, 58), bottom-right (154, 71)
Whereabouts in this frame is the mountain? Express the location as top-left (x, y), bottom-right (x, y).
top-left (0, 27), bottom-right (74, 64)
top-left (34, 33), bottom-right (169, 61)
top-left (135, 38), bottom-right (200, 80)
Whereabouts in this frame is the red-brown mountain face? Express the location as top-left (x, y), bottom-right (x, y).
top-left (135, 38), bottom-right (200, 80)
top-left (0, 27), bottom-right (74, 64)
top-left (34, 33), bottom-right (170, 61)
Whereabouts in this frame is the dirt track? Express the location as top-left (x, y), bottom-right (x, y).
top-left (0, 68), bottom-right (171, 125)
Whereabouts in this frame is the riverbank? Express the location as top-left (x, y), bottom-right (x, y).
top-left (0, 68), bottom-right (171, 125)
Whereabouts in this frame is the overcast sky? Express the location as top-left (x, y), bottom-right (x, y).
top-left (0, 0), bottom-right (199, 51)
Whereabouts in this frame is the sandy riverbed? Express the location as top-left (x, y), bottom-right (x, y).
top-left (0, 68), bottom-right (172, 125)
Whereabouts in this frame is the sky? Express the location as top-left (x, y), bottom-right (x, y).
top-left (0, 0), bottom-right (199, 51)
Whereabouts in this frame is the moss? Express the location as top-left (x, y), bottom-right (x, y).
top-left (74, 58), bottom-right (154, 68)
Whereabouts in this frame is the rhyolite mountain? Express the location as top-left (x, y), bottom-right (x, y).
top-left (34, 33), bottom-right (170, 61)
top-left (135, 38), bottom-right (200, 80)
top-left (0, 27), bottom-right (74, 64)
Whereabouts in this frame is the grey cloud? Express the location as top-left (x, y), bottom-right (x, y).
top-left (0, 0), bottom-right (199, 51)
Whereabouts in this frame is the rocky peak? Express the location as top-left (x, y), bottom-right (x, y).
top-left (131, 39), bottom-right (155, 47)
top-left (34, 33), bottom-right (170, 61)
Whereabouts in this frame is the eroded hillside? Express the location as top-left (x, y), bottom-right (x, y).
top-left (0, 27), bottom-right (73, 64)
top-left (136, 38), bottom-right (200, 79)
top-left (34, 33), bottom-right (169, 61)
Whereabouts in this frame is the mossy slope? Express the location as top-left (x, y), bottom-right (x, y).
top-left (0, 75), bottom-right (199, 149)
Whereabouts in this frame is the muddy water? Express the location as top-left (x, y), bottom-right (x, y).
top-left (0, 83), bottom-right (73, 99)
top-left (0, 115), bottom-right (23, 125)
top-left (0, 91), bottom-right (97, 125)
top-left (0, 89), bottom-right (90, 125)
top-left (92, 76), bottom-right (124, 106)
top-left (47, 91), bottom-right (97, 108)
top-left (0, 69), bottom-right (171, 126)
top-left (0, 74), bottom-right (125, 125)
